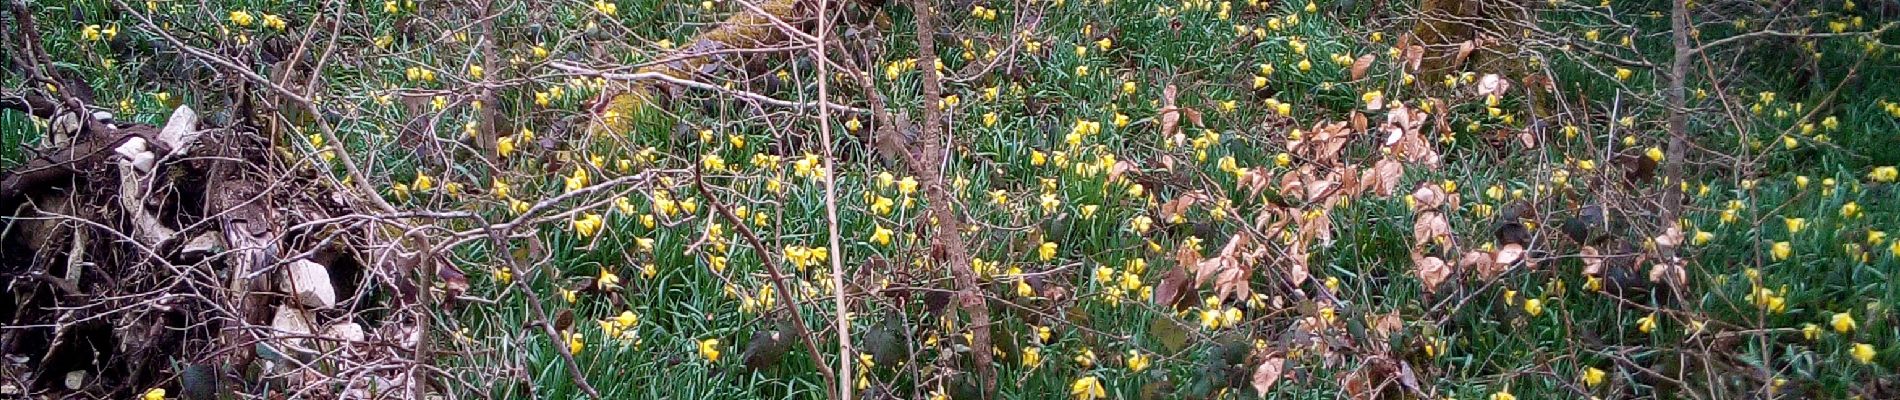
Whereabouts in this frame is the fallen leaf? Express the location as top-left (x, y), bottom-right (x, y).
top-left (1494, 243), bottom-right (1525, 266)
top-left (1648, 258), bottom-right (1686, 286)
top-left (1251, 357), bottom-right (1286, 397)
top-left (1414, 252), bottom-right (1452, 290)
top-left (1453, 40), bottom-right (1477, 68)
top-left (1476, 73), bottom-right (1511, 97)
top-left (1362, 159), bottom-right (1404, 197)
top-left (1350, 54), bottom-right (1376, 81)
top-left (1459, 250), bottom-right (1499, 280)
top-left (1412, 211), bottom-right (1452, 248)
top-left (1579, 246), bottom-right (1604, 275)
top-left (1410, 184), bottom-right (1447, 211)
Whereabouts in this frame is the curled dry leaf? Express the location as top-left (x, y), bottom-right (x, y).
top-left (1652, 225), bottom-right (1684, 250)
top-left (1108, 160), bottom-right (1138, 183)
top-left (1649, 258), bottom-right (1686, 286)
top-left (1154, 260), bottom-right (1195, 310)
top-left (1195, 231), bottom-right (1262, 302)
top-left (1410, 183), bottom-right (1447, 211)
top-left (1296, 207), bottom-right (1335, 248)
top-left (1494, 243), bottom-right (1525, 266)
top-left (1350, 54), bottom-right (1376, 81)
top-left (1361, 159), bottom-right (1404, 197)
top-left (1157, 84), bottom-right (1203, 141)
top-left (1579, 246), bottom-right (1604, 275)
top-left (1252, 356), bottom-right (1287, 397)
top-left (1452, 40), bottom-right (1477, 68)
top-left (1475, 73), bottom-right (1511, 97)
top-left (1412, 211), bottom-right (1452, 249)
top-left (1159, 191), bottom-right (1207, 222)
top-left (1412, 251), bottom-right (1452, 291)
top-left (1238, 167), bottom-right (1273, 199)
top-left (1459, 250), bottom-right (1502, 281)
top-left (1290, 121), bottom-right (1353, 166)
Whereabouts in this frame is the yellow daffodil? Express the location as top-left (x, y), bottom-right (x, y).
top-left (698, 338), bottom-right (721, 362)
top-left (1583, 367), bottom-right (1607, 387)
top-left (1833, 312), bottom-right (1857, 333)
top-left (1852, 343), bottom-right (1877, 364)
top-left (1070, 376), bottom-right (1106, 400)
top-left (1126, 350), bottom-right (1150, 372)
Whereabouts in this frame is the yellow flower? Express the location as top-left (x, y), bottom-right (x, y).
top-left (565, 330), bottom-right (586, 354)
top-left (1297, 59), bottom-right (1313, 72)
top-left (497, 135), bottom-right (516, 158)
top-left (1784, 217), bottom-right (1807, 234)
top-left (230, 10), bottom-right (256, 27)
top-left (1583, 367), bottom-right (1607, 387)
top-left (1870, 166), bottom-right (1898, 183)
top-left (699, 338), bottom-right (722, 362)
top-left (262, 14), bottom-right (286, 31)
top-left (1129, 215), bottom-right (1153, 233)
top-left (1852, 342), bottom-right (1877, 364)
top-left (1491, 391), bottom-right (1516, 400)
top-left (871, 226), bottom-right (893, 246)
top-left (1692, 230), bottom-right (1714, 246)
top-left (594, 0), bottom-right (619, 16)
top-left (597, 268), bottom-right (621, 291)
top-left (1126, 350), bottom-right (1150, 372)
top-left (1833, 312), bottom-right (1857, 333)
top-left (1039, 242), bottom-right (1058, 261)
top-left (1523, 298), bottom-right (1544, 317)
top-left (1022, 346), bottom-right (1043, 367)
top-left (1842, 202), bottom-right (1862, 219)
top-left (1646, 146), bottom-right (1665, 162)
top-left (1771, 241), bottom-right (1792, 261)
top-left (1069, 376), bottom-right (1106, 400)
top-left (143, 388), bottom-right (167, 400)
top-left (1803, 323), bottom-right (1822, 341)
top-left (1637, 313), bottom-right (1657, 333)
top-left (1615, 68), bottom-right (1633, 81)
top-left (573, 213), bottom-right (604, 237)
top-left (1073, 347), bottom-right (1097, 368)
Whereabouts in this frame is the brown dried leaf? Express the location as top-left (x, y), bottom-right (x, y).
top-left (1350, 54), bottom-right (1377, 81)
top-left (1238, 167), bottom-right (1273, 198)
top-left (1410, 183), bottom-right (1447, 211)
top-left (1159, 192), bottom-right (1206, 222)
top-left (1453, 40), bottom-right (1477, 68)
top-left (1153, 262), bottom-right (1195, 310)
top-left (1253, 357), bottom-right (1287, 396)
top-left (1362, 159), bottom-right (1404, 197)
top-left (1159, 84), bottom-right (1184, 138)
top-left (1580, 246), bottom-right (1604, 275)
top-left (1412, 211), bottom-right (1452, 248)
top-left (1475, 73), bottom-right (1511, 97)
top-left (1649, 258), bottom-right (1686, 286)
top-left (1413, 252), bottom-right (1452, 290)
top-left (1108, 160), bottom-right (1138, 183)
top-left (1350, 111), bottom-right (1368, 133)
top-left (1653, 226), bottom-right (1684, 250)
top-left (1495, 243), bottom-right (1525, 266)
top-left (1459, 250), bottom-right (1501, 281)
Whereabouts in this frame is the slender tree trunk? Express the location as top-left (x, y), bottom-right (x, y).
top-left (907, 0), bottom-right (996, 394)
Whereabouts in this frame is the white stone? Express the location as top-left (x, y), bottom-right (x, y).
top-left (279, 260), bottom-right (336, 308)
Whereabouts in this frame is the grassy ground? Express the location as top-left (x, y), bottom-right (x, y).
top-left (5, 0), bottom-right (1900, 399)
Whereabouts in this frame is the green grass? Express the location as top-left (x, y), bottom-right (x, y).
top-left (4, 0), bottom-right (1900, 399)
